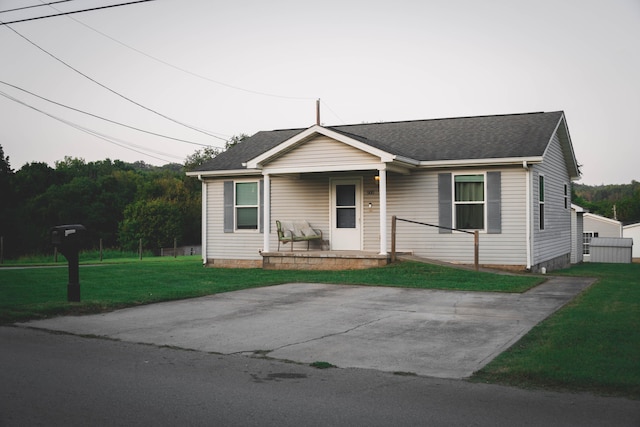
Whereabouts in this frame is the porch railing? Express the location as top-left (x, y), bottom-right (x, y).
top-left (391, 215), bottom-right (479, 271)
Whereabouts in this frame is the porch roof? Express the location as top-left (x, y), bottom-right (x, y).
top-left (190, 111), bottom-right (574, 176)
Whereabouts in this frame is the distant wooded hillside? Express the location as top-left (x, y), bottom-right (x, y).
top-left (573, 181), bottom-right (640, 225)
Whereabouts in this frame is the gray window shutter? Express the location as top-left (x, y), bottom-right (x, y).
top-left (487, 171), bottom-right (501, 234)
top-left (223, 181), bottom-right (234, 233)
top-left (438, 173), bottom-right (452, 233)
top-left (259, 179), bottom-right (264, 234)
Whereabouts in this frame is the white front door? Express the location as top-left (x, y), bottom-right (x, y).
top-left (331, 178), bottom-right (362, 250)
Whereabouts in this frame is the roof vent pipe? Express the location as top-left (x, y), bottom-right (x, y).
top-left (316, 98), bottom-right (320, 126)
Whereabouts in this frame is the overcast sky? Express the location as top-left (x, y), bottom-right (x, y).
top-left (1, 0), bottom-right (639, 185)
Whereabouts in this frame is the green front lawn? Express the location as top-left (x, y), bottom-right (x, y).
top-left (0, 258), bottom-right (540, 324)
top-left (472, 263), bottom-right (640, 399)
top-left (2, 258), bottom-right (638, 398)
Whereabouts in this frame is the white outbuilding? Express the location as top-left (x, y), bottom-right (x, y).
top-left (622, 222), bottom-right (640, 260)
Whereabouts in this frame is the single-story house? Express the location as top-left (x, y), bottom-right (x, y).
top-left (582, 211), bottom-right (623, 261)
top-left (187, 111), bottom-right (580, 272)
top-left (622, 222), bottom-right (640, 260)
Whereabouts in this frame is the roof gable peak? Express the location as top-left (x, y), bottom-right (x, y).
top-left (245, 125), bottom-right (395, 169)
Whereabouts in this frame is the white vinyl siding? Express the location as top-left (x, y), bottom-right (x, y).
top-left (266, 136), bottom-right (380, 170)
top-left (362, 171), bottom-right (381, 251)
top-left (531, 133), bottom-right (572, 266)
top-left (583, 214), bottom-right (623, 238)
top-left (389, 168), bottom-right (527, 266)
top-left (269, 175), bottom-right (330, 251)
top-left (206, 180), bottom-right (264, 260)
top-left (570, 209), bottom-right (584, 264)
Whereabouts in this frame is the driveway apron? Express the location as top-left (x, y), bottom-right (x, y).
top-left (20, 276), bottom-right (595, 378)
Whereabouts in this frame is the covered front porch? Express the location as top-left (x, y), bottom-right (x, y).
top-left (250, 126), bottom-right (416, 258)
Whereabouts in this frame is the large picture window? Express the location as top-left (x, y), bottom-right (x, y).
top-left (454, 174), bottom-right (484, 230)
top-left (235, 182), bottom-right (258, 230)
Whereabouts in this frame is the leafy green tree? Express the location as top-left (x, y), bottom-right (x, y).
top-left (12, 162), bottom-right (57, 199)
top-left (0, 146), bottom-right (202, 258)
top-left (225, 133), bottom-right (249, 150)
top-left (184, 146), bottom-right (220, 171)
top-left (0, 144), bottom-right (12, 203)
top-left (118, 199), bottom-right (184, 251)
top-left (0, 145), bottom-right (15, 256)
top-left (184, 133), bottom-right (249, 171)
top-left (574, 181), bottom-right (640, 224)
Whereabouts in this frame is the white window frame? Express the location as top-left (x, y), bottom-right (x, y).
top-left (583, 231), bottom-right (599, 255)
top-left (453, 172), bottom-right (486, 231)
top-left (234, 180), bottom-right (260, 231)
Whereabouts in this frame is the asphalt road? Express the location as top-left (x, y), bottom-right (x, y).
top-left (2, 326), bottom-right (638, 426)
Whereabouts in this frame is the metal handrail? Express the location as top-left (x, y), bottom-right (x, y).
top-left (391, 215), bottom-right (479, 270)
top-left (394, 217), bottom-right (476, 235)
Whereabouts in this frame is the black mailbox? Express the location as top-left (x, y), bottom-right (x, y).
top-left (51, 224), bottom-right (86, 302)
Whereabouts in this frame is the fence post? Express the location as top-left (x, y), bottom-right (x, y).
top-left (474, 230), bottom-right (479, 271)
top-left (391, 215), bottom-right (397, 263)
top-left (0, 236), bottom-right (3, 264)
top-left (99, 238), bottom-right (103, 262)
top-left (54, 246), bottom-right (58, 263)
top-left (139, 238), bottom-right (142, 260)
top-left (174, 237), bottom-right (177, 258)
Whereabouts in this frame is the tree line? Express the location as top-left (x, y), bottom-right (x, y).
top-left (573, 181), bottom-right (640, 225)
top-left (2, 141), bottom-right (637, 259)
top-left (0, 144), bottom-right (214, 259)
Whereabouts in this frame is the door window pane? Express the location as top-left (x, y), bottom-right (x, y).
top-left (336, 185), bottom-right (355, 206)
top-left (337, 208), bottom-right (356, 228)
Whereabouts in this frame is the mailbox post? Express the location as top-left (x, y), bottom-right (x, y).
top-left (51, 224), bottom-right (86, 302)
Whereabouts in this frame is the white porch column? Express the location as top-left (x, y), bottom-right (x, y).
top-left (200, 177), bottom-right (207, 265)
top-left (263, 173), bottom-right (271, 253)
top-left (378, 168), bottom-right (387, 255)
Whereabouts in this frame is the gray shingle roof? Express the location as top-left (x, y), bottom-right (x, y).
top-left (193, 111), bottom-right (564, 172)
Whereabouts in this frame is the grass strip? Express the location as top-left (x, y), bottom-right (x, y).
top-left (0, 258), bottom-right (540, 324)
top-left (472, 263), bottom-right (640, 399)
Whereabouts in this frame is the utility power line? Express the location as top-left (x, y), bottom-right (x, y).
top-left (1, 20), bottom-right (228, 142)
top-left (0, 80), bottom-right (221, 148)
top-left (0, 89), bottom-right (182, 163)
top-left (0, 0), bottom-right (156, 25)
top-left (0, 0), bottom-right (77, 14)
top-left (40, 0), bottom-right (317, 101)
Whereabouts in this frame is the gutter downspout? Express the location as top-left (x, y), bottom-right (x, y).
top-left (198, 174), bottom-right (207, 266)
top-left (523, 162), bottom-right (532, 270)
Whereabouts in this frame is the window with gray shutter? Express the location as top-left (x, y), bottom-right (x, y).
top-left (486, 171), bottom-right (501, 234)
top-left (438, 173), bottom-right (452, 233)
top-left (259, 179), bottom-right (264, 233)
top-left (224, 180), bottom-right (263, 233)
top-left (223, 181), bottom-right (234, 233)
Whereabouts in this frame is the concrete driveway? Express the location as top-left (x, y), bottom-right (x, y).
top-left (20, 276), bottom-right (594, 379)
